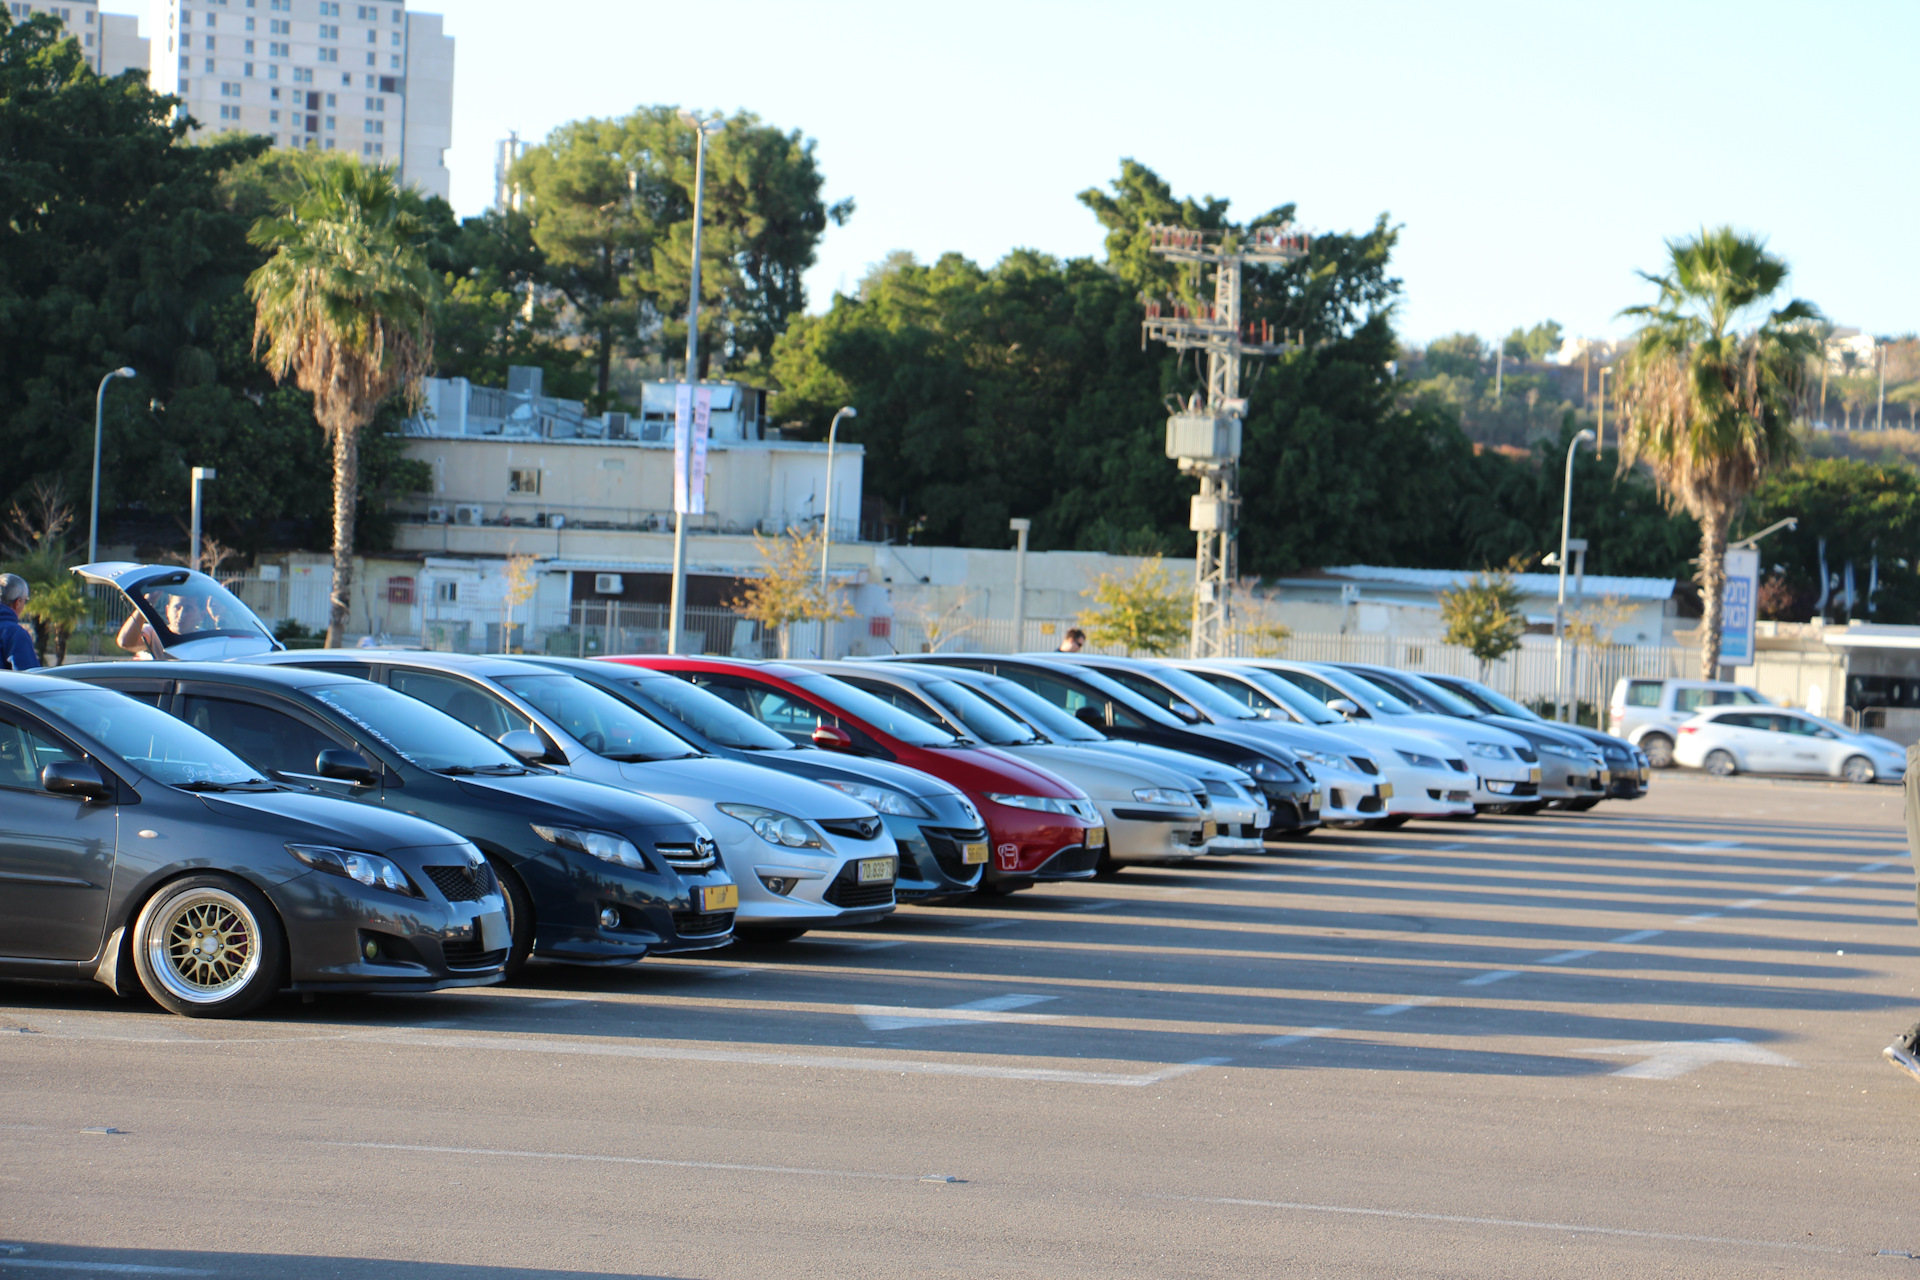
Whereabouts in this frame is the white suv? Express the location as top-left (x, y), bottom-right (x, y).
top-left (1610, 678), bottom-right (1775, 769)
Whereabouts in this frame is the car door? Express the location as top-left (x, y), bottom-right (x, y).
top-left (1773, 714), bottom-right (1830, 774)
top-left (0, 710), bottom-right (117, 961)
top-left (388, 668), bottom-right (536, 743)
top-left (176, 685), bottom-right (368, 799)
top-left (1720, 712), bottom-right (1783, 770)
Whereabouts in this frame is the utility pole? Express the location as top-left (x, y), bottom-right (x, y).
top-left (1878, 342), bottom-right (1887, 431)
top-left (668, 111), bottom-right (722, 657)
top-left (1596, 365), bottom-right (1613, 453)
top-left (1008, 517), bottom-right (1030, 651)
top-left (1141, 224), bottom-right (1308, 657)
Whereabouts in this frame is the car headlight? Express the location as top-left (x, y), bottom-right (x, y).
top-left (986, 792), bottom-right (1081, 815)
top-left (1243, 759), bottom-right (1298, 783)
top-left (1467, 742), bottom-right (1511, 760)
top-left (715, 803), bottom-right (823, 848)
top-left (287, 843), bottom-right (420, 896)
top-left (1131, 786), bottom-right (1191, 807)
top-left (530, 824), bottom-right (650, 870)
top-left (1396, 748), bottom-right (1443, 769)
top-left (1294, 749), bottom-right (1351, 772)
top-left (821, 779), bottom-right (932, 819)
top-left (1538, 743), bottom-right (1584, 759)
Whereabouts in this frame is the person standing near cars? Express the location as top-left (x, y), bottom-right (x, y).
top-left (0, 574), bottom-right (39, 671)
top-left (1058, 628), bottom-right (1086, 653)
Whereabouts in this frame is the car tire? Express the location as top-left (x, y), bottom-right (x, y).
top-left (1842, 755), bottom-right (1877, 785)
top-left (1366, 815), bottom-right (1411, 829)
top-left (736, 926), bottom-right (809, 944)
top-left (1094, 848), bottom-right (1126, 875)
top-left (1641, 734), bottom-right (1676, 769)
top-left (1563, 798), bottom-right (1600, 812)
top-left (1704, 749), bottom-right (1738, 778)
top-left (131, 874), bottom-right (286, 1019)
top-left (1273, 826), bottom-right (1315, 841)
top-left (487, 858), bottom-right (536, 981)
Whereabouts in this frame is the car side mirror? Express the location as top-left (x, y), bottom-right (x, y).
top-left (1074, 706), bottom-right (1106, 730)
top-left (316, 749), bottom-right (377, 785)
top-left (1328, 698), bottom-right (1359, 719)
top-left (42, 760), bottom-right (111, 802)
top-left (1168, 701), bottom-right (1202, 724)
top-left (497, 730), bottom-right (549, 764)
top-left (811, 724), bottom-right (853, 752)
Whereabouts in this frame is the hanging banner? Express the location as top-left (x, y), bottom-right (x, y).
top-left (673, 384), bottom-right (711, 516)
top-left (1720, 547), bottom-right (1759, 666)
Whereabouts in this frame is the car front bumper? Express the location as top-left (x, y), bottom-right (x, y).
top-left (278, 870), bottom-right (511, 990)
top-left (1103, 805), bottom-right (1211, 864)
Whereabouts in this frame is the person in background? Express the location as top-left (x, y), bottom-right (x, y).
top-left (1884, 743), bottom-right (1920, 1083)
top-left (0, 574), bottom-right (40, 671)
top-left (1058, 627), bottom-right (1086, 653)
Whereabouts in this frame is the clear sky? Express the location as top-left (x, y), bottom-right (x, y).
top-left (106, 0), bottom-right (1917, 346)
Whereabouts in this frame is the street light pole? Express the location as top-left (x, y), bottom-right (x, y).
top-left (1596, 365), bottom-right (1613, 453)
top-left (88, 366), bottom-right (136, 564)
top-left (189, 468), bottom-right (217, 574)
top-left (1553, 428), bottom-right (1597, 723)
top-left (667, 112), bottom-right (722, 658)
top-left (818, 406), bottom-right (857, 588)
top-left (1008, 518), bottom-right (1031, 651)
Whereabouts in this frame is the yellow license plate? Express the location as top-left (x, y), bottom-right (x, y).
top-left (1639, 767), bottom-right (1649, 782)
top-left (700, 884), bottom-right (738, 912)
top-left (1528, 767), bottom-right (1541, 783)
top-left (1599, 770), bottom-right (1611, 785)
top-left (857, 856), bottom-right (897, 884)
top-left (1086, 826), bottom-right (1106, 849)
top-left (1377, 782), bottom-right (1394, 801)
top-left (1201, 820), bottom-right (1218, 841)
top-left (962, 841), bottom-right (989, 866)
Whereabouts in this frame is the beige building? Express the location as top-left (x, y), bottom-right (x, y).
top-left (6, 1), bottom-right (149, 76)
top-left (147, 0), bottom-right (453, 201)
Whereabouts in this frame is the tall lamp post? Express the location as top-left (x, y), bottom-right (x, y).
top-left (189, 467), bottom-right (217, 574)
top-left (667, 110), bottom-right (724, 658)
top-left (1595, 365), bottom-right (1613, 453)
top-left (818, 406), bottom-right (857, 588)
top-left (1552, 428), bottom-right (1597, 723)
top-left (1008, 517), bottom-right (1031, 651)
top-left (88, 366), bottom-right (136, 564)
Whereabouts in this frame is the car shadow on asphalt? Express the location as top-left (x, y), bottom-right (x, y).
top-left (0, 1243), bottom-right (688, 1279)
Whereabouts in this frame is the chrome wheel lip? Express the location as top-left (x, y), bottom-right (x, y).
top-left (144, 887), bottom-right (262, 1005)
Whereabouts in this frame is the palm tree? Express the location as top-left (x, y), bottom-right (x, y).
top-left (247, 157), bottom-right (434, 646)
top-left (1617, 227), bottom-right (1820, 677)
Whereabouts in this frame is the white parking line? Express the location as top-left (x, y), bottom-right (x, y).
top-left (1728, 899), bottom-right (1765, 910)
top-left (1676, 912), bottom-right (1721, 924)
top-left (1366, 997), bottom-right (1439, 1017)
top-left (1259, 1027), bottom-right (1342, 1048)
top-left (1609, 929), bottom-right (1664, 944)
top-left (1460, 970), bottom-right (1519, 987)
top-left (858, 993), bottom-right (1059, 1031)
top-left (1540, 950), bottom-right (1594, 965)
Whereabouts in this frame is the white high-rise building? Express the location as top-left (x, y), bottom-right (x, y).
top-left (147, 0), bottom-right (453, 201)
top-left (4, 2), bottom-right (150, 78)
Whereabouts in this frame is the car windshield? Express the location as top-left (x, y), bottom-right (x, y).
top-left (1144, 664), bottom-right (1264, 721)
top-left (614, 674), bottom-right (794, 751)
top-left (1204, 668), bottom-right (1343, 725)
top-left (125, 569), bottom-right (275, 647)
top-left (1433, 676), bottom-right (1539, 721)
top-left (968, 675), bottom-right (1106, 743)
top-left (1370, 670), bottom-right (1484, 717)
top-left (1317, 668), bottom-right (1417, 716)
top-left (788, 674), bottom-right (964, 746)
top-left (308, 682), bottom-right (527, 773)
top-left (497, 674), bottom-right (699, 761)
top-left (39, 688), bottom-right (268, 788)
top-left (919, 679), bottom-right (1043, 745)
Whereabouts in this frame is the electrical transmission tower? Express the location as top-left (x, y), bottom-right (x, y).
top-left (1141, 224), bottom-right (1310, 656)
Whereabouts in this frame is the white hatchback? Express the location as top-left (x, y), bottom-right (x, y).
top-left (1673, 707), bottom-right (1908, 783)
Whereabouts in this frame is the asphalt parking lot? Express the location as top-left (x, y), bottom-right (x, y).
top-left (3, 773), bottom-right (1918, 1279)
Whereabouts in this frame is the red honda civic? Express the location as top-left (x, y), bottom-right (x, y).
top-left (605, 657), bottom-right (1104, 895)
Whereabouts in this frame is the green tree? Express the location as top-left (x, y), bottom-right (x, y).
top-left (1747, 458), bottom-right (1920, 622)
top-left (1503, 320), bottom-right (1564, 363)
top-left (1617, 227), bottom-right (1820, 676)
top-left (1422, 333), bottom-right (1488, 378)
top-left (248, 157), bottom-right (436, 645)
top-left (1439, 565), bottom-right (1527, 677)
top-left (729, 528), bottom-right (852, 659)
top-left (1079, 557), bottom-right (1188, 656)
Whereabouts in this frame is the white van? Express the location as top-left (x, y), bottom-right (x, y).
top-left (1609, 678), bottom-right (1775, 768)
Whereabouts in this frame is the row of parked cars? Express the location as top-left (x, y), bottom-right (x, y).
top-left (0, 563), bottom-right (1659, 1020)
top-left (1608, 676), bottom-right (1908, 784)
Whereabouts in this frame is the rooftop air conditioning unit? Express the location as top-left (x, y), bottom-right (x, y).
top-left (594, 574), bottom-right (624, 595)
top-left (453, 504), bottom-right (485, 526)
top-left (426, 506), bottom-right (450, 524)
top-left (604, 411), bottom-right (630, 439)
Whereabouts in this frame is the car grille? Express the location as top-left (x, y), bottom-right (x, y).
top-left (670, 910), bottom-right (734, 937)
top-left (655, 838), bottom-right (719, 872)
top-left (922, 827), bottom-right (988, 880)
top-left (425, 863), bottom-right (497, 903)
top-left (1513, 746), bottom-right (1538, 763)
top-left (1192, 790), bottom-right (1210, 810)
top-left (1350, 757), bottom-right (1379, 775)
top-left (1427, 789), bottom-right (1472, 803)
top-left (1447, 759), bottom-right (1470, 773)
top-left (1357, 794), bottom-right (1384, 814)
top-left (1036, 843), bottom-right (1100, 877)
top-left (818, 816), bottom-right (884, 842)
top-left (1203, 778), bottom-right (1238, 798)
top-left (441, 938), bottom-right (507, 971)
top-left (822, 860), bottom-right (896, 909)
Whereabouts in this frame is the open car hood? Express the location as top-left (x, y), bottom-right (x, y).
top-left (75, 562), bottom-right (283, 662)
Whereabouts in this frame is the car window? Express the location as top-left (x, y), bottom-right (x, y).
top-left (995, 668), bottom-right (1154, 730)
top-left (306, 682), bottom-right (526, 772)
top-left (692, 677), bottom-right (857, 747)
top-left (0, 715), bottom-right (79, 791)
top-left (1227, 670), bottom-right (1342, 725)
top-left (840, 678), bottom-right (970, 738)
top-left (787, 674), bottom-right (963, 746)
top-left (1674, 687), bottom-right (1709, 712)
top-left (612, 675), bottom-right (793, 751)
top-left (1778, 715), bottom-right (1824, 737)
top-left (1731, 688), bottom-right (1766, 705)
top-left (36, 688), bottom-right (264, 787)
top-left (124, 569), bottom-right (275, 648)
top-left (390, 669), bottom-right (532, 740)
top-left (496, 674), bottom-right (699, 761)
top-left (922, 680), bottom-right (1042, 745)
top-left (1714, 712), bottom-right (1757, 730)
top-left (1190, 670), bottom-right (1288, 717)
top-left (181, 695), bottom-right (349, 777)
top-left (1270, 668), bottom-right (1345, 706)
top-left (1626, 681), bottom-right (1661, 708)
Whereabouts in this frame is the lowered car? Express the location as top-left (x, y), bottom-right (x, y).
top-left (1673, 706), bottom-right (1907, 783)
top-left (1, 672), bottom-right (508, 1016)
top-left (60, 662), bottom-right (734, 976)
top-left (253, 651), bottom-right (901, 944)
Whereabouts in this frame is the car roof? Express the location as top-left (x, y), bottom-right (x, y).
top-left (614, 655), bottom-right (820, 682)
top-left (0, 670), bottom-right (94, 697)
top-left (255, 649), bottom-right (569, 680)
top-left (63, 660), bottom-right (353, 691)
top-left (806, 661), bottom-right (939, 686)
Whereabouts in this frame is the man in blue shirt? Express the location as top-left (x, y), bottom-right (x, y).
top-left (0, 574), bottom-right (39, 671)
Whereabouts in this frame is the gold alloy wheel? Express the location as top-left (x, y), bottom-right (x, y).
top-left (145, 888), bottom-right (261, 1004)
